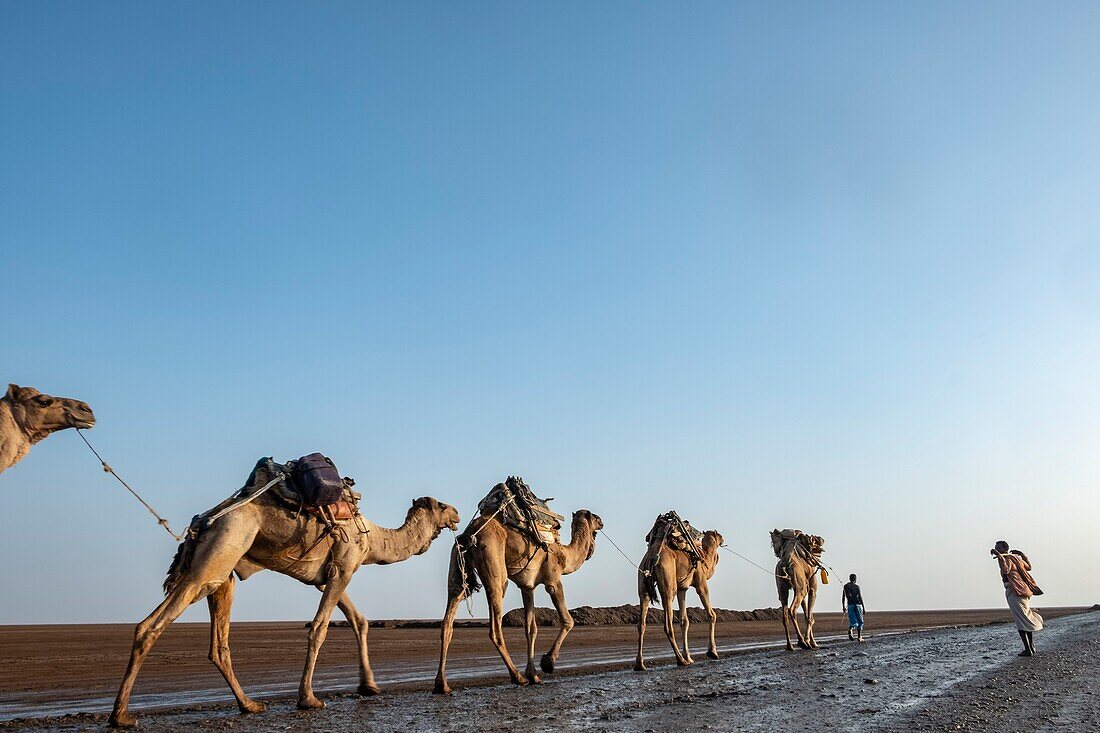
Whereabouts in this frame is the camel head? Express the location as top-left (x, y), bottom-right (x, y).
top-left (571, 509), bottom-right (603, 561)
top-left (701, 529), bottom-right (724, 552)
top-left (4, 384), bottom-right (95, 442)
top-left (411, 496), bottom-right (461, 537)
top-left (572, 509), bottom-right (604, 533)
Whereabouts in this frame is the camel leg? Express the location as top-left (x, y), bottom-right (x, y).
top-left (207, 576), bottom-right (265, 714)
top-left (778, 582), bottom-right (797, 651)
top-left (678, 588), bottom-right (693, 664)
top-left (434, 545), bottom-right (467, 695)
top-left (110, 583), bottom-right (205, 727)
top-left (539, 580), bottom-right (575, 674)
top-left (634, 587), bottom-right (650, 671)
top-left (433, 584), bottom-right (465, 694)
top-left (298, 567), bottom-right (353, 710)
top-left (791, 587), bottom-right (812, 649)
top-left (805, 582), bottom-right (819, 649)
top-left (521, 587), bottom-right (541, 684)
top-left (486, 573), bottom-right (527, 686)
top-left (698, 581), bottom-right (719, 660)
top-left (658, 577), bottom-right (689, 666)
top-left (338, 594), bottom-right (380, 695)
top-left (111, 521), bottom-right (257, 728)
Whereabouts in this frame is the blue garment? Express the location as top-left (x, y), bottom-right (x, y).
top-left (847, 604), bottom-right (864, 629)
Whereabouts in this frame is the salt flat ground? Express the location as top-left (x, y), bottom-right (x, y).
top-left (2, 609), bottom-right (1096, 731)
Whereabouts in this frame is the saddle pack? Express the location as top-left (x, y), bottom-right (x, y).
top-left (210, 455), bottom-right (364, 533)
top-left (647, 510), bottom-right (705, 564)
top-left (478, 476), bottom-right (564, 546)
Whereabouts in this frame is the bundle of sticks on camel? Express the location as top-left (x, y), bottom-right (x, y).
top-left (434, 476), bottom-right (603, 694)
top-left (635, 510), bottom-right (723, 670)
top-left (772, 528), bottom-right (827, 651)
top-left (0, 384), bottom-right (94, 475)
top-left (109, 456), bottom-right (460, 728)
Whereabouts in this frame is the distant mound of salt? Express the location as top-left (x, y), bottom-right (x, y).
top-left (502, 604), bottom-right (783, 627)
top-left (1091, 603), bottom-right (1100, 611)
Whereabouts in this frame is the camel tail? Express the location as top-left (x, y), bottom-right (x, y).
top-left (163, 520), bottom-right (201, 595)
top-left (639, 555), bottom-right (660, 605)
top-left (451, 539), bottom-right (482, 596)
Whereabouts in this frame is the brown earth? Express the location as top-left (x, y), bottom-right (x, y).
top-left (0, 606), bottom-right (1087, 724)
top-left (2, 607), bottom-right (1095, 731)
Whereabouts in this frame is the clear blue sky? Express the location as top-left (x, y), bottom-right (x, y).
top-left (2, 2), bottom-right (1098, 624)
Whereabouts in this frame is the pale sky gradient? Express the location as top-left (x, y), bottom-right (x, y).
top-left (2, 2), bottom-right (1099, 624)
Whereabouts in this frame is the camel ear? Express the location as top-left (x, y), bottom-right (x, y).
top-left (6, 384), bottom-right (33, 402)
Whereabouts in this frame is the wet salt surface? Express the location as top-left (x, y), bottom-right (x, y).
top-left (0, 626), bottom-right (937, 722)
top-left (6, 612), bottom-right (1098, 732)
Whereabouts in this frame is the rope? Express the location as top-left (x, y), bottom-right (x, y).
top-left (76, 429), bottom-right (182, 541)
top-left (598, 529), bottom-right (642, 571)
top-left (205, 474), bottom-right (285, 526)
top-left (718, 543), bottom-right (783, 578)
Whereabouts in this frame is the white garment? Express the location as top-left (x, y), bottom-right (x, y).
top-left (1005, 586), bottom-right (1044, 632)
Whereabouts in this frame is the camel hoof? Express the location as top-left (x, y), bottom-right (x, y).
top-left (358, 683), bottom-right (382, 697)
top-left (108, 711), bottom-right (137, 728)
top-left (540, 654), bottom-right (555, 674)
top-left (809, 643), bottom-right (820, 650)
top-left (510, 676), bottom-right (529, 687)
top-left (433, 682), bottom-right (453, 696)
top-left (676, 658), bottom-right (692, 667)
top-left (526, 673), bottom-right (542, 685)
top-left (297, 697), bottom-right (326, 710)
top-left (240, 699), bottom-right (266, 714)
top-left (634, 661), bottom-right (647, 672)
top-left (785, 644), bottom-right (796, 652)
top-left (706, 650), bottom-right (720, 660)
top-left (797, 640), bottom-right (811, 650)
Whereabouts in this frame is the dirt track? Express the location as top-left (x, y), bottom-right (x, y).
top-left (3, 608), bottom-right (1097, 731)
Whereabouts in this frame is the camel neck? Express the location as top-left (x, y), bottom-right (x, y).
top-left (0, 403), bottom-right (33, 470)
top-left (362, 509), bottom-right (437, 565)
top-left (561, 520), bottom-right (595, 575)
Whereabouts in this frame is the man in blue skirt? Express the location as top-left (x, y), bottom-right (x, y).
top-left (843, 573), bottom-right (865, 642)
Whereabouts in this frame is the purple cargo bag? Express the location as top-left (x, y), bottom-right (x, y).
top-left (291, 453), bottom-right (345, 506)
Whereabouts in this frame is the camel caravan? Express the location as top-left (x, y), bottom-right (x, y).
top-left (2, 383), bottom-right (834, 727)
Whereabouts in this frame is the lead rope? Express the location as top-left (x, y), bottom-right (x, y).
top-left (718, 543), bottom-right (798, 581)
top-left (597, 528), bottom-right (642, 571)
top-left (76, 429), bottom-right (182, 541)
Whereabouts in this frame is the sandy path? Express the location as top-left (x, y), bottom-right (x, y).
top-left (5, 610), bottom-right (1096, 732)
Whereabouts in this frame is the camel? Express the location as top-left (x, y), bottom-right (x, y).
top-left (0, 384), bottom-right (94, 474)
top-left (772, 528), bottom-right (826, 651)
top-left (434, 498), bottom-right (603, 694)
top-left (109, 480), bottom-right (460, 728)
top-left (634, 515), bottom-right (723, 670)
